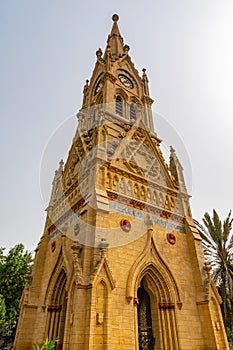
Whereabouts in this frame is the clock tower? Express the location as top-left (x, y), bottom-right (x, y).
top-left (14, 15), bottom-right (229, 350)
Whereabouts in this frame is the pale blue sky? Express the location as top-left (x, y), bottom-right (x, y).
top-left (1, 1), bottom-right (233, 251)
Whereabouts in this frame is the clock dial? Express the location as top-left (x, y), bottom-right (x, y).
top-left (93, 80), bottom-right (103, 95)
top-left (118, 74), bottom-right (134, 89)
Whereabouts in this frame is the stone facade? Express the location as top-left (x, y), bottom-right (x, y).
top-left (14, 14), bottom-right (229, 350)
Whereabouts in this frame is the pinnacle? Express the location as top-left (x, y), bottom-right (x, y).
top-left (104, 14), bottom-right (124, 59)
top-left (170, 145), bottom-right (176, 153)
top-left (110, 14), bottom-right (121, 37)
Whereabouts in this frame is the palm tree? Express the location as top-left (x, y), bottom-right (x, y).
top-left (195, 210), bottom-right (233, 328)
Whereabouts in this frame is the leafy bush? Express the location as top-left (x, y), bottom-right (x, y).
top-left (32, 337), bottom-right (58, 350)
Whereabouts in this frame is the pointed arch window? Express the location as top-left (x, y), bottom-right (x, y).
top-left (116, 95), bottom-right (123, 116)
top-left (130, 103), bottom-right (136, 121)
top-left (47, 270), bottom-right (67, 350)
top-left (137, 283), bottom-right (155, 350)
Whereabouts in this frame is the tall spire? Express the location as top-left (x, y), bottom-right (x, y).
top-left (105, 14), bottom-right (125, 60)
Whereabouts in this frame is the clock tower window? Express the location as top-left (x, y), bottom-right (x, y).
top-left (130, 103), bottom-right (136, 122)
top-left (116, 95), bottom-right (123, 116)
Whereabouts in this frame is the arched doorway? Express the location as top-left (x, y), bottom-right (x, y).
top-left (137, 281), bottom-right (155, 350)
top-left (47, 269), bottom-right (67, 349)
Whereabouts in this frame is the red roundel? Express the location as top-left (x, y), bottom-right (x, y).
top-left (167, 233), bottom-right (176, 245)
top-left (120, 219), bottom-right (131, 232)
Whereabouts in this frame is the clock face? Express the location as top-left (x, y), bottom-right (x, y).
top-left (93, 80), bottom-right (103, 95)
top-left (118, 74), bottom-right (134, 89)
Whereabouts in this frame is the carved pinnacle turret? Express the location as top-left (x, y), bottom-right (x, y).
top-left (142, 68), bottom-right (150, 96)
top-left (169, 146), bottom-right (187, 193)
top-left (104, 14), bottom-right (125, 60)
top-left (48, 160), bottom-right (64, 210)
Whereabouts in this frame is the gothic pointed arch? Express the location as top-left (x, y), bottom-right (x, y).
top-left (115, 87), bottom-right (129, 102)
top-left (126, 230), bottom-right (181, 305)
top-left (126, 231), bottom-right (181, 349)
top-left (46, 269), bottom-right (67, 350)
top-left (44, 248), bottom-right (67, 304)
top-left (91, 256), bottom-right (115, 348)
top-left (114, 89), bottom-right (128, 117)
top-left (43, 249), bottom-right (68, 349)
top-left (115, 95), bottom-right (123, 116)
top-left (130, 96), bottom-right (141, 104)
top-left (130, 103), bottom-right (136, 122)
top-left (137, 280), bottom-right (155, 350)
top-left (91, 255), bottom-right (116, 291)
top-left (95, 280), bottom-right (108, 347)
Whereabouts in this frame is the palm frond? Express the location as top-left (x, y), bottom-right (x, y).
top-left (195, 209), bottom-right (233, 327)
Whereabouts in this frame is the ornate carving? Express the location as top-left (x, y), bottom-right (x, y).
top-left (117, 139), bottom-right (161, 181)
top-left (142, 68), bottom-right (149, 96)
top-left (164, 195), bottom-right (171, 210)
top-left (142, 95), bottom-right (154, 105)
top-left (48, 197), bottom-right (85, 236)
top-left (107, 190), bottom-right (185, 228)
top-left (91, 242), bottom-right (109, 281)
top-left (134, 184), bottom-right (140, 199)
top-left (112, 175), bottom-right (119, 191)
top-left (23, 273), bottom-right (32, 305)
top-left (102, 72), bottom-right (117, 84)
top-left (96, 312), bottom-right (104, 325)
top-left (126, 180), bottom-right (133, 196)
top-left (169, 146), bottom-right (188, 193)
top-left (82, 80), bottom-right (89, 107)
top-left (96, 48), bottom-right (103, 62)
top-left (72, 243), bottom-right (84, 285)
top-left (203, 261), bottom-right (211, 301)
top-left (123, 124), bottom-right (131, 132)
top-left (106, 172), bottom-right (112, 189)
top-left (123, 44), bottom-right (130, 54)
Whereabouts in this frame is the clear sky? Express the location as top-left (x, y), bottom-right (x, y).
top-left (1, 1), bottom-right (233, 252)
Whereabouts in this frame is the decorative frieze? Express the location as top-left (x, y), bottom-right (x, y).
top-left (48, 198), bottom-right (85, 238)
top-left (109, 200), bottom-right (185, 233)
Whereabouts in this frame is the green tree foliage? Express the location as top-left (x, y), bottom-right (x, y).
top-left (0, 243), bottom-right (33, 338)
top-left (0, 294), bottom-right (6, 333)
top-left (32, 337), bottom-right (58, 350)
top-left (195, 210), bottom-right (233, 339)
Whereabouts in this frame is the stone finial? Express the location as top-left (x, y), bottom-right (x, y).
top-left (204, 261), bottom-right (211, 277)
top-left (170, 145), bottom-right (175, 154)
top-left (83, 80), bottom-right (89, 93)
top-left (142, 68), bottom-right (149, 95)
top-left (96, 48), bottom-right (103, 59)
top-left (112, 14), bottom-right (119, 22)
top-left (59, 159), bottom-right (64, 170)
top-left (82, 80), bottom-right (89, 107)
top-left (106, 45), bottom-right (111, 71)
top-left (123, 44), bottom-right (130, 54)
